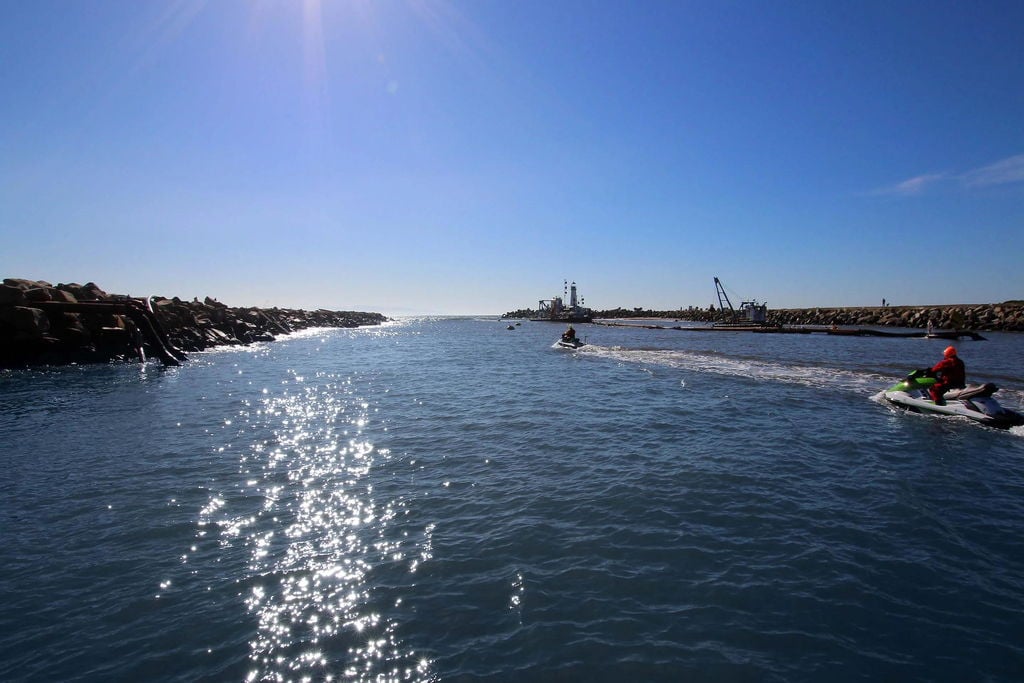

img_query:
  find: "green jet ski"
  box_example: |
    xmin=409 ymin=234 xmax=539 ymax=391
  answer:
xmin=881 ymin=369 xmax=1024 ymax=429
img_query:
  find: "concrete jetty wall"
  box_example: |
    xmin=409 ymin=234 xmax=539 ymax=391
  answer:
xmin=0 ymin=278 xmax=388 ymax=368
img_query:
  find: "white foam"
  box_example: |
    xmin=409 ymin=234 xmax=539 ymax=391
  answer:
xmin=584 ymin=345 xmax=895 ymax=394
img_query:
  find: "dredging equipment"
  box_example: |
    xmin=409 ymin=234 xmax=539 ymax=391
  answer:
xmin=531 ymin=280 xmax=593 ymax=323
xmin=713 ymin=277 xmax=769 ymax=326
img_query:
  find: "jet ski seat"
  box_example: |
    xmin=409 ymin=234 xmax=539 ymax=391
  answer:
xmin=945 ymin=383 xmax=999 ymax=400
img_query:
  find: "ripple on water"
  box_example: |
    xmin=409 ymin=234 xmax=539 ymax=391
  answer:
xmin=5 ymin=320 xmax=1024 ymax=682
xmin=200 ymin=371 xmax=434 ymax=682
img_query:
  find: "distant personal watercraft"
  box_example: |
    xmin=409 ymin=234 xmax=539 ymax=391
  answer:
xmin=554 ymin=337 xmax=586 ymax=350
xmin=881 ymin=370 xmax=1024 ymax=429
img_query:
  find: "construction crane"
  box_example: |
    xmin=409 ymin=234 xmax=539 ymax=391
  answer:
xmin=714 ymin=277 xmax=737 ymax=322
xmin=713 ymin=277 xmax=768 ymax=325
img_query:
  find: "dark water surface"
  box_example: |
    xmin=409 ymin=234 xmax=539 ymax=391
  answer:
xmin=2 ymin=318 xmax=1023 ymax=682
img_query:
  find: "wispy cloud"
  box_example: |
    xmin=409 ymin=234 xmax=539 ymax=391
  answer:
xmin=872 ymin=173 xmax=948 ymax=196
xmin=959 ymin=154 xmax=1024 ymax=188
xmin=872 ymin=152 xmax=1024 ymax=197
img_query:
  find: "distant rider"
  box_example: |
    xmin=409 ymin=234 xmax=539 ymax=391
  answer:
xmin=562 ymin=325 xmax=576 ymax=342
xmin=927 ymin=345 xmax=966 ymax=404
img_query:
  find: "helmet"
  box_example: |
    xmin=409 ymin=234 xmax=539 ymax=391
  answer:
xmin=944 ymin=345 xmax=957 ymax=358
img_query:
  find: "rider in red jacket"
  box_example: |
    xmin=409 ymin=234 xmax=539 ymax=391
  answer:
xmin=929 ymin=346 xmax=966 ymax=404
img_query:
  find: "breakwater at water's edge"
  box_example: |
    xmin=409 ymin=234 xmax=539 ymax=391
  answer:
xmin=505 ymin=302 xmax=1024 ymax=332
xmin=768 ymin=304 xmax=1024 ymax=331
xmin=0 ymin=278 xmax=388 ymax=368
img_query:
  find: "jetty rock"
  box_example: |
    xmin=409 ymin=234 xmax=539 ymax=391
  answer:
xmin=578 ymin=302 xmax=1024 ymax=332
xmin=765 ymin=303 xmax=1024 ymax=332
xmin=0 ymin=277 xmax=388 ymax=368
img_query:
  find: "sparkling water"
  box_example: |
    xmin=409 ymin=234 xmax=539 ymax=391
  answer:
xmin=2 ymin=318 xmax=1023 ymax=681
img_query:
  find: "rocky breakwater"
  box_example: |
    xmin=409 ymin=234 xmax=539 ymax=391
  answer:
xmin=0 ymin=278 xmax=388 ymax=368
xmin=766 ymin=303 xmax=1024 ymax=332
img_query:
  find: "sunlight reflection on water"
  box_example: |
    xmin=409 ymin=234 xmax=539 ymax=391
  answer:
xmin=6 ymin=319 xmax=1024 ymax=682
xmin=200 ymin=369 xmax=431 ymax=682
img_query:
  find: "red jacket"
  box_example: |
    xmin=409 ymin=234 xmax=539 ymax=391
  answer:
xmin=931 ymin=356 xmax=965 ymax=388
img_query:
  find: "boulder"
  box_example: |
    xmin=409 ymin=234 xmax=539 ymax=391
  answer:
xmin=24 ymin=288 xmax=53 ymax=302
xmin=49 ymin=287 xmax=78 ymax=303
xmin=56 ymin=282 xmax=97 ymax=301
xmin=53 ymin=313 xmax=91 ymax=346
xmin=0 ymin=284 xmax=26 ymax=306
xmin=80 ymin=282 xmax=109 ymax=300
xmin=204 ymin=296 xmax=228 ymax=309
xmin=0 ymin=306 xmax=51 ymax=338
xmin=4 ymin=278 xmax=51 ymax=290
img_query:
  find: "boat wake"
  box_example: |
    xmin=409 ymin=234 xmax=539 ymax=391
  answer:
xmin=585 ymin=345 xmax=888 ymax=392
xmin=584 ymin=345 xmax=1024 ymax=412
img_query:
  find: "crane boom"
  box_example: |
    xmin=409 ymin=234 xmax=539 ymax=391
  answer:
xmin=714 ymin=277 xmax=736 ymax=321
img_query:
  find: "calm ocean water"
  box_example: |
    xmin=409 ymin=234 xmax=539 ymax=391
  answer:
xmin=2 ymin=317 xmax=1024 ymax=682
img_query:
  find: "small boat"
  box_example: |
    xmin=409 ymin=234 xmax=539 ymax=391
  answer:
xmin=880 ymin=370 xmax=1024 ymax=429
xmin=507 ymin=325 xmax=515 ymax=330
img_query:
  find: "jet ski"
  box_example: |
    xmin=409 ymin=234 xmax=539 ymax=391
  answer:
xmin=554 ymin=337 xmax=586 ymax=350
xmin=881 ymin=370 xmax=1024 ymax=429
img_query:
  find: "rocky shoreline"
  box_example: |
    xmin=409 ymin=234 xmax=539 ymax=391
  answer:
xmin=505 ymin=302 xmax=1024 ymax=332
xmin=767 ymin=303 xmax=1024 ymax=331
xmin=0 ymin=278 xmax=388 ymax=368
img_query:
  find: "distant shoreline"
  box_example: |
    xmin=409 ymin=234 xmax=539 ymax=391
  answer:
xmin=505 ymin=302 xmax=1024 ymax=332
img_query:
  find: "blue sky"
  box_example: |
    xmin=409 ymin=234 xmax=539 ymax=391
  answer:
xmin=2 ymin=0 xmax=1022 ymax=315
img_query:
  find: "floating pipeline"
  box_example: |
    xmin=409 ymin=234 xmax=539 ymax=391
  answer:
xmin=0 ymin=278 xmax=388 ymax=368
